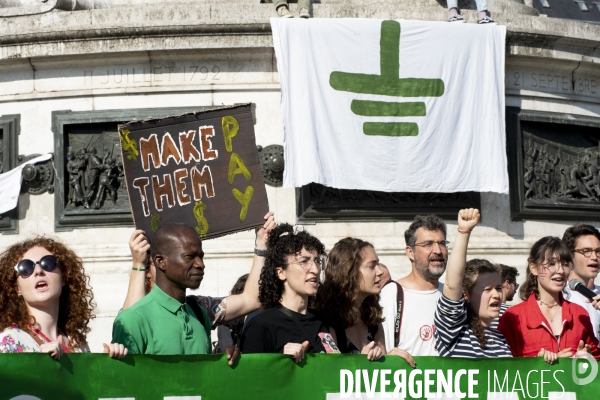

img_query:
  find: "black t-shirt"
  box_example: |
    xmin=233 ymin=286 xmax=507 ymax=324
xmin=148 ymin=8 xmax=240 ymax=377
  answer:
xmin=240 ymin=307 xmax=333 ymax=354
xmin=333 ymin=324 xmax=378 ymax=354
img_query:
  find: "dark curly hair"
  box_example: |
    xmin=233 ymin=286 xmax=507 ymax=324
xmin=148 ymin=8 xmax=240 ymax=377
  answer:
xmin=258 ymin=224 xmax=325 ymax=309
xmin=520 ymin=236 xmax=572 ymax=301
xmin=316 ymin=237 xmax=384 ymax=329
xmin=562 ymin=224 xmax=600 ymax=251
xmin=0 ymin=237 xmax=95 ymax=346
xmin=462 ymin=259 xmax=501 ymax=349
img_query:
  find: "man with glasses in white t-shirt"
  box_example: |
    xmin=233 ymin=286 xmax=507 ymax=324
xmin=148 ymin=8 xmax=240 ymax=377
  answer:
xmin=563 ymin=224 xmax=600 ymax=341
xmin=380 ymin=215 xmax=448 ymax=358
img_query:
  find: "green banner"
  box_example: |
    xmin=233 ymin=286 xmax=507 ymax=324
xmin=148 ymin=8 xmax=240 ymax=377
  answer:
xmin=0 ymin=354 xmax=598 ymax=399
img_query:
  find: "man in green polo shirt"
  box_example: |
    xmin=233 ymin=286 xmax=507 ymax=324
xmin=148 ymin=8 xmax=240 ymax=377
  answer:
xmin=112 ymin=212 xmax=275 ymax=362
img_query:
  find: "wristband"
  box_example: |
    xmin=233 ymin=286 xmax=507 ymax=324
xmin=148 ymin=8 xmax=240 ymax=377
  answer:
xmin=457 ymin=228 xmax=472 ymax=234
xmin=132 ymin=267 xmax=146 ymax=272
xmin=254 ymin=248 xmax=268 ymax=257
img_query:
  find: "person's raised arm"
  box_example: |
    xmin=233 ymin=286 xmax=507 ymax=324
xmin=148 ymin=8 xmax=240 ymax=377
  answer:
xmin=221 ymin=211 xmax=276 ymax=323
xmin=443 ymin=208 xmax=480 ymax=301
xmin=122 ymin=230 xmax=150 ymax=310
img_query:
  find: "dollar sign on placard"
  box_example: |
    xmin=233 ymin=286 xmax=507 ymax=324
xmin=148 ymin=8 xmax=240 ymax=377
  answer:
xmin=151 ymin=213 xmax=161 ymax=232
xmin=193 ymin=201 xmax=209 ymax=238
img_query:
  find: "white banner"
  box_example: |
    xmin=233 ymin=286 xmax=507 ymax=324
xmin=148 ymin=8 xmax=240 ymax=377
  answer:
xmin=272 ymin=18 xmax=508 ymax=193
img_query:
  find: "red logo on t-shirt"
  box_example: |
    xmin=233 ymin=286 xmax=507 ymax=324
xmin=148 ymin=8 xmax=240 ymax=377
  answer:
xmin=419 ymin=325 xmax=434 ymax=341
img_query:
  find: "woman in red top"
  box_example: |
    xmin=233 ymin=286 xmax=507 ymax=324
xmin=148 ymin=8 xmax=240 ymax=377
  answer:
xmin=498 ymin=236 xmax=600 ymax=363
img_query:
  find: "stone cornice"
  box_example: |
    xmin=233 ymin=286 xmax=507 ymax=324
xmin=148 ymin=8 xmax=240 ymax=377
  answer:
xmin=0 ymin=3 xmax=598 ymax=61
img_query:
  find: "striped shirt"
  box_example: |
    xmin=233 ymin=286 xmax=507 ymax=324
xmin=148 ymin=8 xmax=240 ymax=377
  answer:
xmin=434 ymin=294 xmax=512 ymax=358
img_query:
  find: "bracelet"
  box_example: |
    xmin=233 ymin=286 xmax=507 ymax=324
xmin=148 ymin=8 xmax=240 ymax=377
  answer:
xmin=254 ymin=248 xmax=268 ymax=257
xmin=457 ymin=228 xmax=472 ymax=234
xmin=132 ymin=267 xmax=146 ymax=272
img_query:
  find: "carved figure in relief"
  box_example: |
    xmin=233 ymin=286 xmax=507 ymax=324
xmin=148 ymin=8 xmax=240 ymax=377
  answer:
xmin=66 ymin=150 xmax=86 ymax=207
xmin=523 ymin=135 xmax=600 ymax=203
xmin=524 ymin=165 xmax=536 ymax=199
xmin=84 ymin=147 xmax=103 ymax=208
xmin=583 ymin=157 xmax=600 ymax=199
xmin=558 ymin=166 xmax=570 ymax=196
xmin=116 ymin=161 xmax=126 ymax=191
xmin=64 ymin=134 xmax=125 ymax=211
xmin=94 ymin=157 xmax=118 ymax=209
xmin=569 ymin=157 xmax=593 ymax=199
xmin=524 ymin=139 xmax=538 ymax=169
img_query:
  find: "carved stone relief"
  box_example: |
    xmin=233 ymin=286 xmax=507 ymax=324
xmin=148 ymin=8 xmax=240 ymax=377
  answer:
xmin=523 ymin=135 xmax=600 ymax=204
xmin=507 ymin=107 xmax=600 ymax=221
xmin=65 ymin=131 xmax=125 ymax=211
xmin=54 ymin=113 xmax=136 ymax=231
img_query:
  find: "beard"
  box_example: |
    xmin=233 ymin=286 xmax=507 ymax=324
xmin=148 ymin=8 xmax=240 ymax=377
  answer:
xmin=415 ymin=254 xmax=446 ymax=282
xmin=506 ymin=289 xmax=516 ymax=302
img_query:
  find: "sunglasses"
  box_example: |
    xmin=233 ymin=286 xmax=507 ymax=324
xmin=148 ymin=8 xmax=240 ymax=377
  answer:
xmin=14 ymin=255 xmax=60 ymax=278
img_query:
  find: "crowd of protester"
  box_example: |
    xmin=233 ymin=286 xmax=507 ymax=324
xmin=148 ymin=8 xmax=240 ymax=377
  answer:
xmin=1 ymin=208 xmax=600 ymax=368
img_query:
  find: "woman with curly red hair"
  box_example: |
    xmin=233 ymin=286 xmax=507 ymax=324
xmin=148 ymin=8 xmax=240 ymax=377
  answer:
xmin=0 ymin=237 xmax=127 ymax=359
xmin=316 ymin=237 xmax=415 ymax=365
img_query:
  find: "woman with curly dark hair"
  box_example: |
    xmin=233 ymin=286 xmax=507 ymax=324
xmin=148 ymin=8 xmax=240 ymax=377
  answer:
xmin=241 ymin=223 xmax=339 ymax=362
xmin=498 ymin=236 xmax=600 ymax=363
xmin=316 ymin=237 xmax=414 ymax=364
xmin=0 ymin=236 xmax=127 ymax=359
xmin=433 ymin=209 xmax=512 ymax=358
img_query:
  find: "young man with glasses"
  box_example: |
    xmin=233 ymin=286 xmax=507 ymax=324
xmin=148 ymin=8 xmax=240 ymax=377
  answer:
xmin=380 ymin=214 xmax=448 ymax=356
xmin=563 ymin=224 xmax=600 ymax=340
xmin=489 ymin=264 xmax=519 ymax=329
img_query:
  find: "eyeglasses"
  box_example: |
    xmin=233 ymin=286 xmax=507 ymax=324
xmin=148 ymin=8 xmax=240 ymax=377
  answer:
xmin=14 ymin=255 xmax=60 ymax=278
xmin=539 ymin=260 xmax=573 ymax=274
xmin=573 ymin=248 xmax=600 ymax=259
xmin=511 ymin=281 xmax=520 ymax=290
xmin=289 ymin=255 xmax=328 ymax=271
xmin=414 ymin=240 xmax=449 ymax=251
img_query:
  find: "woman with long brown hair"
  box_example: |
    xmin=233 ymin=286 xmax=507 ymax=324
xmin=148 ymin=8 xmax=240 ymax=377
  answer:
xmin=0 ymin=237 xmax=127 ymax=359
xmin=498 ymin=236 xmax=600 ymax=363
xmin=316 ymin=237 xmax=415 ymax=365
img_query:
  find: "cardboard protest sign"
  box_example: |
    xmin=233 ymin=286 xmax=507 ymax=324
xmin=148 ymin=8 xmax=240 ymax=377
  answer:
xmin=118 ymin=104 xmax=269 ymax=239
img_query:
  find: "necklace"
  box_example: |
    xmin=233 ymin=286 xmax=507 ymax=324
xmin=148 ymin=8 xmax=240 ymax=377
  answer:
xmin=538 ymin=304 xmax=561 ymax=323
xmin=539 ymin=300 xmax=559 ymax=308
xmin=546 ymin=308 xmax=561 ymax=323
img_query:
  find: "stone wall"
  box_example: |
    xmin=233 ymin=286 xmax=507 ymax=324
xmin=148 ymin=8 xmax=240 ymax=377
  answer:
xmin=1 ymin=0 xmax=599 ymax=351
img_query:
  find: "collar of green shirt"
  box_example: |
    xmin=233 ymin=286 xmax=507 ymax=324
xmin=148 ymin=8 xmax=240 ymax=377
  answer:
xmin=150 ymin=285 xmax=187 ymax=314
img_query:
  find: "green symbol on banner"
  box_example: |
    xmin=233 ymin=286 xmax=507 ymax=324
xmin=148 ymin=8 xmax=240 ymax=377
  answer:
xmin=329 ymin=20 xmax=445 ymax=137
